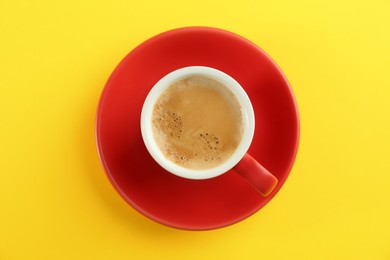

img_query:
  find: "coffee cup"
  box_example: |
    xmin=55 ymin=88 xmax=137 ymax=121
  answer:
xmin=141 ymin=66 xmax=277 ymax=196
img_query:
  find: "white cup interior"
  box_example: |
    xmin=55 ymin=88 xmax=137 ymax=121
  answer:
xmin=140 ymin=66 xmax=255 ymax=179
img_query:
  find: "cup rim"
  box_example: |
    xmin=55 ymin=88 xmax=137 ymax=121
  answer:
xmin=140 ymin=66 xmax=255 ymax=179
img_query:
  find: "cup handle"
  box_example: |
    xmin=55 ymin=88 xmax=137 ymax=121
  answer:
xmin=233 ymin=153 xmax=278 ymax=197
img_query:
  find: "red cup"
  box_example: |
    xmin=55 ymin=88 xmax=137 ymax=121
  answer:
xmin=141 ymin=66 xmax=278 ymax=196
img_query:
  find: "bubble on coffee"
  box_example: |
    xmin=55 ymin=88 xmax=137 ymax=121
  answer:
xmin=152 ymin=76 xmax=244 ymax=170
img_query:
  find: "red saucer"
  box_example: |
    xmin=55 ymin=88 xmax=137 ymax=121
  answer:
xmin=96 ymin=27 xmax=299 ymax=230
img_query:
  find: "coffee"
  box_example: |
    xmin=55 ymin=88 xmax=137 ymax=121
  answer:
xmin=152 ymin=76 xmax=244 ymax=170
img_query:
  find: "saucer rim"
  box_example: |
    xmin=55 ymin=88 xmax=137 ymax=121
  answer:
xmin=95 ymin=26 xmax=300 ymax=230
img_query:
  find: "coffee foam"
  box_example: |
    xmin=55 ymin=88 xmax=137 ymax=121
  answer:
xmin=152 ymin=76 xmax=243 ymax=170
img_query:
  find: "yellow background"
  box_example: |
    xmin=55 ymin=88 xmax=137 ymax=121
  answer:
xmin=1 ymin=0 xmax=389 ymax=259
